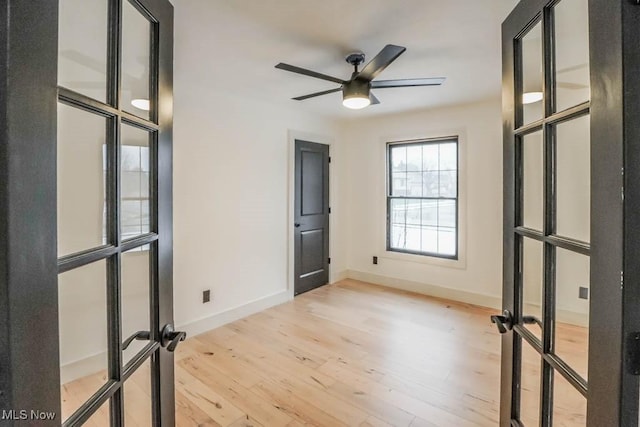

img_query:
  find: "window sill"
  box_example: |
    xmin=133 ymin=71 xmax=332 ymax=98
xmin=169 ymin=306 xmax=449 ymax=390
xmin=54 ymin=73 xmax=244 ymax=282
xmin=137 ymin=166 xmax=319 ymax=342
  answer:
xmin=380 ymin=249 xmax=466 ymax=270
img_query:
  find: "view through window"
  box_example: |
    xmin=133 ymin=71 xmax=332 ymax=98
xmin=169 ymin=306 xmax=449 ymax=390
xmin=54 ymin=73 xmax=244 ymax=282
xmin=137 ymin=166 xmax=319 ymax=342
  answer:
xmin=387 ymin=138 xmax=458 ymax=258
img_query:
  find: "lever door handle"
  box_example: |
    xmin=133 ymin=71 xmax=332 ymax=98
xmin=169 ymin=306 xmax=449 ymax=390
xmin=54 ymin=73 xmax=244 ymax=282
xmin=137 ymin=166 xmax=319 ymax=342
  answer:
xmin=523 ymin=315 xmax=543 ymax=328
xmin=161 ymin=324 xmax=187 ymax=352
xmin=294 ymin=223 xmax=301 ymax=227
xmin=491 ymin=310 xmax=514 ymax=334
xmin=122 ymin=330 xmax=150 ymax=351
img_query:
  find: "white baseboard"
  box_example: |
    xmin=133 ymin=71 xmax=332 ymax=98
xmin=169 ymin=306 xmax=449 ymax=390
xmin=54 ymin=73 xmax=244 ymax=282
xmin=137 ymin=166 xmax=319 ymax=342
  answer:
xmin=346 ymin=270 xmax=589 ymax=328
xmin=60 ymin=352 xmax=107 ymax=384
xmin=177 ymin=289 xmax=291 ymax=338
xmin=330 ymin=269 xmax=349 ymax=284
xmin=556 ymin=309 xmax=588 ymax=327
xmin=345 ymin=269 xmax=502 ymax=310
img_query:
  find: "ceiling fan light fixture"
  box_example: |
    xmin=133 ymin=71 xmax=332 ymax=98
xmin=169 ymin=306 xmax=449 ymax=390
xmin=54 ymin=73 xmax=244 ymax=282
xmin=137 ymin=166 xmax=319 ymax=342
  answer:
xmin=343 ymin=95 xmax=371 ymax=109
xmin=342 ymin=80 xmax=371 ymax=109
xmin=522 ymin=91 xmax=543 ymax=104
xmin=131 ymin=98 xmax=150 ymax=111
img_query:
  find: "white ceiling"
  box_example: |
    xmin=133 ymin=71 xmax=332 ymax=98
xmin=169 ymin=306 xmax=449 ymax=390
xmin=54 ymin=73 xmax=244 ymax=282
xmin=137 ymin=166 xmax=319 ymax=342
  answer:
xmin=176 ymin=0 xmax=518 ymax=119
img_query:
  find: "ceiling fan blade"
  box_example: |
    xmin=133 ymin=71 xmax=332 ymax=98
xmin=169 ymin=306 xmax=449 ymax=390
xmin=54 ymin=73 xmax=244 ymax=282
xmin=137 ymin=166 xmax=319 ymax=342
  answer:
xmin=59 ymin=81 xmax=105 ymax=89
xmin=292 ymin=87 xmax=342 ymax=101
xmin=370 ymin=92 xmax=380 ymax=105
xmin=355 ymin=44 xmax=406 ymax=82
xmin=276 ymin=63 xmax=346 ymax=85
xmin=372 ymin=77 xmax=446 ymax=88
xmin=557 ymin=63 xmax=588 ymax=74
xmin=557 ymin=81 xmax=588 ymax=90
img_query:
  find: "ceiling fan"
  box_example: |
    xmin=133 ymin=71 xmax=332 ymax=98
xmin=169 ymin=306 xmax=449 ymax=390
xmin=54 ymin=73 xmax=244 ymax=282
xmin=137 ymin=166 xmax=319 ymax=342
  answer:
xmin=275 ymin=44 xmax=445 ymax=109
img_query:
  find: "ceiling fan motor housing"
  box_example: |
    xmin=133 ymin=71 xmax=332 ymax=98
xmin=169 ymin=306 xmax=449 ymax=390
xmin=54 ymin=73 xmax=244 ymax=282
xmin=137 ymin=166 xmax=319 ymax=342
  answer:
xmin=343 ymin=78 xmax=371 ymax=100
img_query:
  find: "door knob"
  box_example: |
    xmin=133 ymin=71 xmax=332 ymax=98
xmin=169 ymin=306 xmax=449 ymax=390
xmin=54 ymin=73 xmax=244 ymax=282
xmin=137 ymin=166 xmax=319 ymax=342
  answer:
xmin=491 ymin=310 xmax=514 ymax=334
xmin=161 ymin=324 xmax=186 ymax=352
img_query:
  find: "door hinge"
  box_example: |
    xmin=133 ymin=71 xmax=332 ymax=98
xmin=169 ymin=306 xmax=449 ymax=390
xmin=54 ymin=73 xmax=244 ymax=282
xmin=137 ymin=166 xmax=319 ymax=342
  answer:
xmin=328 ymin=156 xmax=331 ymax=163
xmin=328 ymin=207 xmax=331 ymax=214
xmin=327 ymin=257 xmax=331 ymax=264
xmin=626 ymin=332 xmax=640 ymax=375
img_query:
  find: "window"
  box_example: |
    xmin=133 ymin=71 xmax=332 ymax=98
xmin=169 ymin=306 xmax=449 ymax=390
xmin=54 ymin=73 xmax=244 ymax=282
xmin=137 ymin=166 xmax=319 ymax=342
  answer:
xmin=387 ymin=137 xmax=458 ymax=259
xmin=102 ymin=143 xmax=151 ymax=250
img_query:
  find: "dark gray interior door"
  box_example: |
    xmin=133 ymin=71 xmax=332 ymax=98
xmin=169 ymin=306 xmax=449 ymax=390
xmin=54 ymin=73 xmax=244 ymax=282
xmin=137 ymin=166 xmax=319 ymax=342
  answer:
xmin=294 ymin=140 xmax=330 ymax=296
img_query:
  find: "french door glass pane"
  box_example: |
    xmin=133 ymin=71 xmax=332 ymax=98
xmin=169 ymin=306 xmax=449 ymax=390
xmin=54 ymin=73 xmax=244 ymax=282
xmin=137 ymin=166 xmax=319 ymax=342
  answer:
xmin=521 ymin=22 xmax=544 ymax=125
xmin=523 ymin=238 xmax=543 ymax=341
xmin=520 ymin=342 xmax=542 ymax=426
xmin=124 ymin=358 xmax=153 ymax=426
xmin=522 ymin=131 xmax=544 ymax=231
xmin=121 ymin=124 xmax=151 ymax=239
xmin=556 ymin=115 xmax=590 ymax=243
xmin=554 ymin=0 xmax=590 ymax=112
xmin=122 ymin=249 xmax=151 ymax=365
xmin=555 ymin=248 xmax=590 ymax=381
xmin=57 ymin=103 xmax=107 ymax=257
xmin=58 ymin=0 xmax=108 ymax=102
xmin=59 ymin=260 xmax=109 ymax=422
xmin=122 ymin=0 xmax=151 ymax=120
xmin=553 ymin=371 xmax=587 ymax=426
xmin=84 ymin=400 xmax=110 ymax=427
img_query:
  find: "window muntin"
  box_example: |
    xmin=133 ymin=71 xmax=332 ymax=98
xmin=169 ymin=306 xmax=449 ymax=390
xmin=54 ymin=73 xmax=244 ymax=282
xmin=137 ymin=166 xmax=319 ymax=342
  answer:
xmin=387 ymin=138 xmax=458 ymax=259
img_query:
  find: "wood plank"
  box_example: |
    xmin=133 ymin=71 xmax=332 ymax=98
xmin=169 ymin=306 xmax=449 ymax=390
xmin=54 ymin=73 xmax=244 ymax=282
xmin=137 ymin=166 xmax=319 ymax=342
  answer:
xmin=176 ymin=389 xmax=220 ymax=427
xmin=179 ymin=355 xmax=293 ymax=426
xmin=175 ymin=365 xmax=245 ymax=426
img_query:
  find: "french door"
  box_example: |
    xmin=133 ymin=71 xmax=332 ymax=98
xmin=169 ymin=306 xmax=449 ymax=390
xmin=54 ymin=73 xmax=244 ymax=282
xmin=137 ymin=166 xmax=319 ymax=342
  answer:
xmin=499 ymin=0 xmax=640 ymax=425
xmin=0 ymin=0 xmax=177 ymax=425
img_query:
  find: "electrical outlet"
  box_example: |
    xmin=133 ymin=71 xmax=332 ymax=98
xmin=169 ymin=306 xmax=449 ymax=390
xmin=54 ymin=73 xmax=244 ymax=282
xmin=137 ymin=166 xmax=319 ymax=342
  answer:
xmin=203 ymin=289 xmax=211 ymax=303
xmin=373 ymin=256 xmax=378 ymax=265
xmin=579 ymin=286 xmax=589 ymax=300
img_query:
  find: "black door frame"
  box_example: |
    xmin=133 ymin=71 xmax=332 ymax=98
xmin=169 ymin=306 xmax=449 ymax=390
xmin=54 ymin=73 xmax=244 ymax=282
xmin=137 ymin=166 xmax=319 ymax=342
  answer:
xmin=0 ymin=1 xmax=60 ymax=422
xmin=0 ymin=0 xmax=174 ymax=425
xmin=501 ymin=0 xmax=640 ymax=426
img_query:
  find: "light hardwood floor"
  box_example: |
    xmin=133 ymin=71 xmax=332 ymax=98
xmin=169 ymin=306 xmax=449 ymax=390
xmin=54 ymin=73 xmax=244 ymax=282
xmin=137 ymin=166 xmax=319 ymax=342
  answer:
xmin=62 ymin=279 xmax=588 ymax=426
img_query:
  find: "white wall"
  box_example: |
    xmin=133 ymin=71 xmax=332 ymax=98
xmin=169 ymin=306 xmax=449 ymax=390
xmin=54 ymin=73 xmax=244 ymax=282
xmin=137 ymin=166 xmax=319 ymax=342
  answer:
xmin=341 ymin=99 xmax=504 ymax=307
xmin=172 ymin=2 xmax=344 ymax=336
xmin=340 ymin=97 xmax=590 ymax=325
